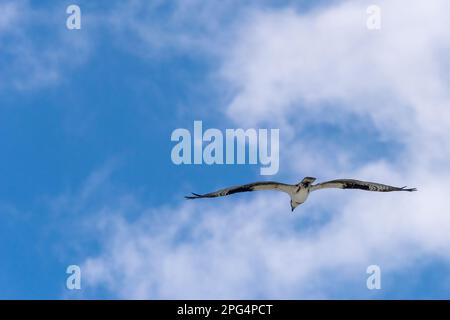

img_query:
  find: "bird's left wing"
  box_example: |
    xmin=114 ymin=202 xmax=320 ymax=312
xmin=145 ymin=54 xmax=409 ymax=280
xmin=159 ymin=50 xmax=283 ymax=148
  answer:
xmin=310 ymin=179 xmax=417 ymax=192
xmin=185 ymin=181 xmax=295 ymax=199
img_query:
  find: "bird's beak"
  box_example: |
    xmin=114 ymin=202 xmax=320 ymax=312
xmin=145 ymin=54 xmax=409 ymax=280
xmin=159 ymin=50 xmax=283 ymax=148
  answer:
xmin=291 ymin=206 xmax=294 ymax=212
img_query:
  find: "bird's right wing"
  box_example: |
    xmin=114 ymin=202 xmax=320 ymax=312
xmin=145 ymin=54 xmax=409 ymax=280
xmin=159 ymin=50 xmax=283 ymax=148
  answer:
xmin=185 ymin=181 xmax=295 ymax=199
xmin=310 ymin=179 xmax=417 ymax=192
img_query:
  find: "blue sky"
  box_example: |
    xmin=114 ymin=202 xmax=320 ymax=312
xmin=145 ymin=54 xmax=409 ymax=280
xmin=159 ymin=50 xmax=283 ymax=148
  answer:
xmin=1 ymin=0 xmax=450 ymax=299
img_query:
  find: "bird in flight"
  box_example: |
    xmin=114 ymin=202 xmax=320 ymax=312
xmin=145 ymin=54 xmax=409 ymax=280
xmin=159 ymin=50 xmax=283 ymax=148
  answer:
xmin=185 ymin=177 xmax=417 ymax=211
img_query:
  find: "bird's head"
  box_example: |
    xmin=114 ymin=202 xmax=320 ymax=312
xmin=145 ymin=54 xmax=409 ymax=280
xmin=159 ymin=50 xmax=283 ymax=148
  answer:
xmin=299 ymin=176 xmax=316 ymax=187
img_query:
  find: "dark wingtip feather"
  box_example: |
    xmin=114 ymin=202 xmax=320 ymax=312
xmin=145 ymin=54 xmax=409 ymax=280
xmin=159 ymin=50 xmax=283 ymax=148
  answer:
xmin=184 ymin=192 xmax=204 ymax=199
xmin=401 ymin=186 xmax=417 ymax=192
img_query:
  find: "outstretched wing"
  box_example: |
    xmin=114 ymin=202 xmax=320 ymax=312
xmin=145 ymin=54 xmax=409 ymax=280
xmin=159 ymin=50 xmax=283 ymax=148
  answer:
xmin=310 ymin=179 xmax=417 ymax=192
xmin=185 ymin=181 xmax=295 ymax=199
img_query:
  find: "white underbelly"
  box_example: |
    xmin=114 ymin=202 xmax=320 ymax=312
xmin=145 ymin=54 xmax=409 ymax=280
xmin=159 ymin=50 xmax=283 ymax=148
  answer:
xmin=292 ymin=189 xmax=309 ymax=204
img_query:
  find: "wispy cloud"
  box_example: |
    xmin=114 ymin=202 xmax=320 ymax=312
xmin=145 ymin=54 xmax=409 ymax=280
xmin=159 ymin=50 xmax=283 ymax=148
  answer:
xmin=0 ymin=1 xmax=91 ymax=91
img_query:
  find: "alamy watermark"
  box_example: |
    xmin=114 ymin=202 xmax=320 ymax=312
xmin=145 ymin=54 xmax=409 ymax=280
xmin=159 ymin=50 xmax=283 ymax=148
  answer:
xmin=171 ymin=121 xmax=279 ymax=175
xmin=366 ymin=264 xmax=381 ymax=290
xmin=66 ymin=4 xmax=81 ymax=30
xmin=66 ymin=264 xmax=81 ymax=290
xmin=366 ymin=5 xmax=381 ymax=30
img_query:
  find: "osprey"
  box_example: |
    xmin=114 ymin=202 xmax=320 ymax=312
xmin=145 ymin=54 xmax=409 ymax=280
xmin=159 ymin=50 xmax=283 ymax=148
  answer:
xmin=185 ymin=177 xmax=417 ymax=211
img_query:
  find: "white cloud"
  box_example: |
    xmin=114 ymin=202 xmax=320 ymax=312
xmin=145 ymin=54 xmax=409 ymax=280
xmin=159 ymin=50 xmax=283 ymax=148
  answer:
xmin=222 ymin=1 xmax=450 ymax=137
xmin=79 ymin=0 xmax=450 ymax=298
